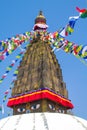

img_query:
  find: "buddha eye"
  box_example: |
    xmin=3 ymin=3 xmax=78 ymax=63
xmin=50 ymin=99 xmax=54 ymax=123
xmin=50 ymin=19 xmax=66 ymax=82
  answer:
xmin=17 ymin=108 xmax=25 ymax=112
xmin=31 ymin=104 xmax=40 ymax=110
xmin=48 ymin=104 xmax=55 ymax=110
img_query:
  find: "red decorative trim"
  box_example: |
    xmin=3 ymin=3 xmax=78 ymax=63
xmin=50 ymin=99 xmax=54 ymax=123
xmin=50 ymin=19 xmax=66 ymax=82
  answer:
xmin=7 ymin=89 xmax=74 ymax=109
xmin=33 ymin=23 xmax=48 ymax=31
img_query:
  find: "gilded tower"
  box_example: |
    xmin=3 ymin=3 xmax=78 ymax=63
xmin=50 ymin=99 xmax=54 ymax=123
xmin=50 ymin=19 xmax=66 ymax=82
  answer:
xmin=7 ymin=11 xmax=73 ymax=115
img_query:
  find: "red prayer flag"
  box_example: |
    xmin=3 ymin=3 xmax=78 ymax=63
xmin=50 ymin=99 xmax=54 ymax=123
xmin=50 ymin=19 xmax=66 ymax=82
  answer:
xmin=4 ymin=90 xmax=9 ymax=95
xmin=76 ymin=7 xmax=86 ymax=13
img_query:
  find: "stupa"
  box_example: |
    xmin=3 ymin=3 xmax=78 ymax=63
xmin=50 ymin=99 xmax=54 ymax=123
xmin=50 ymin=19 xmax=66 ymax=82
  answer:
xmin=7 ymin=11 xmax=73 ymax=115
xmin=0 ymin=11 xmax=87 ymax=130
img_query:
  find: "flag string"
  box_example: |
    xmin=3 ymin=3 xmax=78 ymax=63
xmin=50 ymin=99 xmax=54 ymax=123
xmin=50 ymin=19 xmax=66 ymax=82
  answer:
xmin=0 ymin=47 xmax=26 ymax=85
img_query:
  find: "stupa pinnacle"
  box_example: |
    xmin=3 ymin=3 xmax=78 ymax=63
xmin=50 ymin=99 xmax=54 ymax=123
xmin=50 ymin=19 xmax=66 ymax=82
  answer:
xmin=7 ymin=11 xmax=73 ymax=115
xmin=33 ymin=11 xmax=48 ymax=31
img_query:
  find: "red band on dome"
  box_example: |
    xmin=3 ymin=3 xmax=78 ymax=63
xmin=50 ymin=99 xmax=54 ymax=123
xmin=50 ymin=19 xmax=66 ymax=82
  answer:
xmin=7 ymin=89 xmax=74 ymax=109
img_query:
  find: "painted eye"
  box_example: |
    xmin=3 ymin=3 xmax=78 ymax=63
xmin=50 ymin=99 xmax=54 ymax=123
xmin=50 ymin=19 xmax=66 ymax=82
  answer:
xmin=17 ymin=108 xmax=25 ymax=112
xmin=48 ymin=104 xmax=55 ymax=110
xmin=31 ymin=104 xmax=40 ymax=110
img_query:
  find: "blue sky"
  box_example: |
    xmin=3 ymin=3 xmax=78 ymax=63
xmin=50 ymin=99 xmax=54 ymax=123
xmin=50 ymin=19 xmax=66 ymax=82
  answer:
xmin=0 ymin=0 xmax=87 ymax=120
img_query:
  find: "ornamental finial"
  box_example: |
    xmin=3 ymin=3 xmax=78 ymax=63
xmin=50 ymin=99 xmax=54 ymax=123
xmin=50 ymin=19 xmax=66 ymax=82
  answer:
xmin=33 ymin=11 xmax=48 ymax=31
xmin=39 ymin=10 xmax=43 ymax=16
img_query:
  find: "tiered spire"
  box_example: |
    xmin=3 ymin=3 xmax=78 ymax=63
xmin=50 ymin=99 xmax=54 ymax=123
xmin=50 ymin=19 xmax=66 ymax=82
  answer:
xmin=7 ymin=11 xmax=73 ymax=115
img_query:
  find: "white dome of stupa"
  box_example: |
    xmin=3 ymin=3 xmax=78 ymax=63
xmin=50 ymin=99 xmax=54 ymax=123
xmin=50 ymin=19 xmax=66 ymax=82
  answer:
xmin=0 ymin=113 xmax=87 ymax=130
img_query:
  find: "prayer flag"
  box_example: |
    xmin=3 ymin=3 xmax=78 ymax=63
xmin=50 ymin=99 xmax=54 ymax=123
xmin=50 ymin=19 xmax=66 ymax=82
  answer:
xmin=0 ymin=104 xmax=4 ymax=114
xmin=59 ymin=27 xmax=67 ymax=37
xmin=4 ymin=90 xmax=9 ymax=95
xmin=76 ymin=7 xmax=87 ymax=18
xmin=76 ymin=7 xmax=86 ymax=13
xmin=0 ymin=105 xmax=2 ymax=111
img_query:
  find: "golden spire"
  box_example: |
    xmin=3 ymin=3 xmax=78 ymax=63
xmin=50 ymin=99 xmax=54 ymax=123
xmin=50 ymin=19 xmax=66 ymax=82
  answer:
xmin=35 ymin=11 xmax=46 ymax=24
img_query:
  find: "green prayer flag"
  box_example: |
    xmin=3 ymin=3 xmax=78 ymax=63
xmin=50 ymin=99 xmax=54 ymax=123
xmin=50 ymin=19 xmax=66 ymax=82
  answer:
xmin=80 ymin=11 xmax=87 ymax=18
